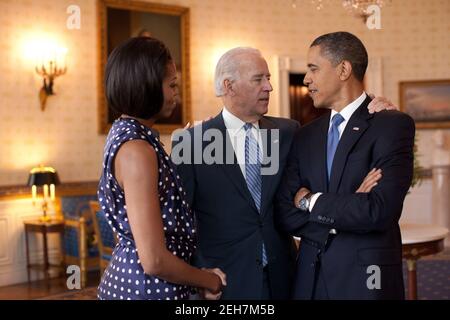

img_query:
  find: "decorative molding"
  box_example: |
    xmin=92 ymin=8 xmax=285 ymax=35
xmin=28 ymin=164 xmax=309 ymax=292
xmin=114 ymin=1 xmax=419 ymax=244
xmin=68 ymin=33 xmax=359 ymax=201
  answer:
xmin=274 ymin=55 xmax=385 ymax=119
xmin=0 ymin=182 xmax=96 ymax=286
xmin=0 ymin=205 xmax=63 ymax=286
xmin=419 ymin=168 xmax=432 ymax=180
xmin=0 ymin=216 xmax=12 ymax=266
xmin=0 ymin=181 xmax=98 ymax=200
xmin=0 ymin=249 xmax=61 ymax=275
xmin=0 ymin=250 xmax=62 ymax=287
xmin=15 ymin=212 xmax=61 ymax=264
xmin=274 ymin=55 xmax=307 ymax=119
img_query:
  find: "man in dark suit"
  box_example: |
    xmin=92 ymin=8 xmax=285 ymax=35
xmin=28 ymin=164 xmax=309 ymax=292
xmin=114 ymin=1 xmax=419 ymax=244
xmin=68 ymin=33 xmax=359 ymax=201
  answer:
xmin=172 ymin=46 xmax=399 ymax=300
xmin=172 ymin=47 xmax=299 ymax=299
xmin=275 ymin=32 xmax=415 ymax=300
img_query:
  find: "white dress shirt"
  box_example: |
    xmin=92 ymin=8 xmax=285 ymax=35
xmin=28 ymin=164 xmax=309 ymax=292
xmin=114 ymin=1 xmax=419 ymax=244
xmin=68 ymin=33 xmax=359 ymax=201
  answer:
xmin=222 ymin=107 xmax=262 ymax=179
xmin=308 ymin=92 xmax=367 ymax=233
xmin=328 ymin=92 xmax=368 ymax=140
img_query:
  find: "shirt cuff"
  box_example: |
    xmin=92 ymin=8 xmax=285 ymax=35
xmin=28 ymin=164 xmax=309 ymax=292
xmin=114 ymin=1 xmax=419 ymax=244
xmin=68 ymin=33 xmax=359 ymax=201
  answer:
xmin=308 ymin=192 xmax=322 ymax=212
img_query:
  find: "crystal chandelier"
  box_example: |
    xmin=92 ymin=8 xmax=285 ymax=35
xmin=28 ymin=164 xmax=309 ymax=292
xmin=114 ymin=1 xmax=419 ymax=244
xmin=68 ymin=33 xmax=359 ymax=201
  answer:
xmin=291 ymin=0 xmax=389 ymax=21
xmin=291 ymin=0 xmax=327 ymax=10
xmin=309 ymin=0 xmax=326 ymax=10
xmin=342 ymin=0 xmax=387 ymax=21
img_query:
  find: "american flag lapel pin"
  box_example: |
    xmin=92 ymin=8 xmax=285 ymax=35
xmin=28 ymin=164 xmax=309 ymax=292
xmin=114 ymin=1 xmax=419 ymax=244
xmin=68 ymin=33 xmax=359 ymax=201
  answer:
xmin=353 ymin=127 xmax=360 ymax=131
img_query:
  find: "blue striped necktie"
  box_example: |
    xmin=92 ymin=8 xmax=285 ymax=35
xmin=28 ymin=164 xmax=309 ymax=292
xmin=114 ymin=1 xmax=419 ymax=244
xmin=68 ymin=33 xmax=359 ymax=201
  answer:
xmin=327 ymin=113 xmax=345 ymax=180
xmin=244 ymin=123 xmax=267 ymax=267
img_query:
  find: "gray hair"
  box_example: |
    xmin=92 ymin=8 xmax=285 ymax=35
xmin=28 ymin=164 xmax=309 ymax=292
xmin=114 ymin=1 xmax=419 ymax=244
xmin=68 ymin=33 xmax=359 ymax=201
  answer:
xmin=214 ymin=47 xmax=262 ymax=97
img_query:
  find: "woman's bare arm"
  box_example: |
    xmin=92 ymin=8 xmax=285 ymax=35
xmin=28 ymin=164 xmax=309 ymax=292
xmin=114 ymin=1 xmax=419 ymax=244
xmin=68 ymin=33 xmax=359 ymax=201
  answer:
xmin=115 ymin=140 xmax=223 ymax=294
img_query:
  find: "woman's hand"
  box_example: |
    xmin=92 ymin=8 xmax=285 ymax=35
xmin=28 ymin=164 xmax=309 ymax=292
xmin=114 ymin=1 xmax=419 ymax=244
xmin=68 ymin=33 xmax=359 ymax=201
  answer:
xmin=356 ymin=168 xmax=382 ymax=193
xmin=210 ymin=268 xmax=227 ymax=287
xmin=201 ymin=268 xmax=226 ymax=300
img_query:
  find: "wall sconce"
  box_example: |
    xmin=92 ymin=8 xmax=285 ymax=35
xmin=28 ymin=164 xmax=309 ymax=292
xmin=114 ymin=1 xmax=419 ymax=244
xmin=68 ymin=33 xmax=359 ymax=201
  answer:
xmin=34 ymin=46 xmax=68 ymax=111
xmin=27 ymin=165 xmax=61 ymax=222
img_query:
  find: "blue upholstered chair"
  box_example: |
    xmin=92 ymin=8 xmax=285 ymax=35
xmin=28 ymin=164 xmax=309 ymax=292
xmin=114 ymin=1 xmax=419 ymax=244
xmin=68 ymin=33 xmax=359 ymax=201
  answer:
xmin=90 ymin=201 xmax=117 ymax=273
xmin=60 ymin=194 xmax=99 ymax=287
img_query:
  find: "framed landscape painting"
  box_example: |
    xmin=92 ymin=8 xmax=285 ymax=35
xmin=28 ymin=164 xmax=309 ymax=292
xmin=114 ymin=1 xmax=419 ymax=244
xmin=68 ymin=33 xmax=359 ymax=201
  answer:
xmin=399 ymin=80 xmax=450 ymax=129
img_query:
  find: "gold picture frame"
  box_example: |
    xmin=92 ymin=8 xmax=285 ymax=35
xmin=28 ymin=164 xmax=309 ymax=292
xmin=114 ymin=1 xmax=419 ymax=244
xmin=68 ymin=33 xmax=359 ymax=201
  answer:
xmin=399 ymin=79 xmax=450 ymax=129
xmin=97 ymin=0 xmax=191 ymax=134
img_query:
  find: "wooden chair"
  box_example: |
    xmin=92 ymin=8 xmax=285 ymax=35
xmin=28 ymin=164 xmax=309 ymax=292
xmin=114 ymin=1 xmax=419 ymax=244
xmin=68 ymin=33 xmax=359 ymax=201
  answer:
xmin=60 ymin=195 xmax=99 ymax=287
xmin=90 ymin=201 xmax=117 ymax=274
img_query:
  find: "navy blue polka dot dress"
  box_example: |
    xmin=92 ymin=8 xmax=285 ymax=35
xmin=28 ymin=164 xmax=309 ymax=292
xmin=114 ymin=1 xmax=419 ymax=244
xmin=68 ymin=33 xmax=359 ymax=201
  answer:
xmin=97 ymin=118 xmax=197 ymax=300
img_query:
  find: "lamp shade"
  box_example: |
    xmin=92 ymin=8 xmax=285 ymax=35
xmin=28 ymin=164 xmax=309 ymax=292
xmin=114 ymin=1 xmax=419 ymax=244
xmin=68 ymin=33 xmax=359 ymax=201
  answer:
xmin=27 ymin=166 xmax=60 ymax=186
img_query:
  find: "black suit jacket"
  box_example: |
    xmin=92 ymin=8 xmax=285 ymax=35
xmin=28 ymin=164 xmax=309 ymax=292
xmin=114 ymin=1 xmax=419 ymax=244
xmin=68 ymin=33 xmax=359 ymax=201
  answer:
xmin=172 ymin=112 xmax=299 ymax=299
xmin=275 ymin=96 xmax=415 ymax=299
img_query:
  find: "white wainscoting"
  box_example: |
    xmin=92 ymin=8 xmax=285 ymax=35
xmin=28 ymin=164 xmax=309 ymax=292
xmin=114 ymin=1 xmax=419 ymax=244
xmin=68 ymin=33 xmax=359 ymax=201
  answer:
xmin=0 ymin=181 xmax=439 ymax=287
xmin=0 ymin=198 xmax=62 ymax=287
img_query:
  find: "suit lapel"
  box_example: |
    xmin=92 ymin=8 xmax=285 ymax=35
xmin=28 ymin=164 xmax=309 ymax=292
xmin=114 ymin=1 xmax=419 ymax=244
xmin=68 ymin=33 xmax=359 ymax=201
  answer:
xmin=258 ymin=116 xmax=276 ymax=216
xmin=310 ymin=114 xmax=330 ymax=193
xmin=212 ymin=113 xmax=259 ymax=212
xmin=328 ymin=97 xmax=373 ymax=193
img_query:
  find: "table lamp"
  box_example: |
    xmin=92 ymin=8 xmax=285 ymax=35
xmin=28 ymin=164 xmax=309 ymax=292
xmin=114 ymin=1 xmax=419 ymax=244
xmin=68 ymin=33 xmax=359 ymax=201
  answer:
xmin=27 ymin=165 xmax=61 ymax=222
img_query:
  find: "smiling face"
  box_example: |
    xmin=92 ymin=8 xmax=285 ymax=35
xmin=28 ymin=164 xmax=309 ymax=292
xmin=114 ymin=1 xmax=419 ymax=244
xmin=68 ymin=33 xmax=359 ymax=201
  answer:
xmin=229 ymin=53 xmax=273 ymax=120
xmin=304 ymin=45 xmax=342 ymax=109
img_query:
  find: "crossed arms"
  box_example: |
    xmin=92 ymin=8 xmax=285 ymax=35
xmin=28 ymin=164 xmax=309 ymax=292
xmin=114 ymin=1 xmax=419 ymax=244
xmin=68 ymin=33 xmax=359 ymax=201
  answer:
xmin=275 ymin=113 xmax=415 ymax=244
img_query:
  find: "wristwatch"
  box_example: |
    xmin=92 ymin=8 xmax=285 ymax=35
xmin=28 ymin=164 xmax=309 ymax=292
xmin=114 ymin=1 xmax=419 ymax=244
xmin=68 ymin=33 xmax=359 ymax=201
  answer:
xmin=297 ymin=192 xmax=313 ymax=211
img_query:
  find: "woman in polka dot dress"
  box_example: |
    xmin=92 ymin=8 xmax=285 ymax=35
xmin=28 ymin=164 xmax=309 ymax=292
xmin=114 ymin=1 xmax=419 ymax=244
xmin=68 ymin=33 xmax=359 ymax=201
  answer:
xmin=97 ymin=37 xmax=226 ymax=300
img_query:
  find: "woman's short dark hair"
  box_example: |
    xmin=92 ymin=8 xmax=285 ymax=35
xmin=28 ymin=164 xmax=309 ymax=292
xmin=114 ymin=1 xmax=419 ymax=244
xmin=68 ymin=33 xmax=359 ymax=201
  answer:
xmin=105 ymin=37 xmax=173 ymax=119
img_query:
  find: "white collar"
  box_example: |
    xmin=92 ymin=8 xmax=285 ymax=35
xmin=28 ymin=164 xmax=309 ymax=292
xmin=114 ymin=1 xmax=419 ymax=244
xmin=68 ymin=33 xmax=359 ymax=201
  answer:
xmin=330 ymin=92 xmax=367 ymax=123
xmin=222 ymin=106 xmax=260 ymax=132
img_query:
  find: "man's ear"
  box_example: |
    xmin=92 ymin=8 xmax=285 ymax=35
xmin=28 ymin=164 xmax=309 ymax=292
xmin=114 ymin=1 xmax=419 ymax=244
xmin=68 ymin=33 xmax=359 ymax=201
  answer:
xmin=224 ymin=79 xmax=235 ymax=96
xmin=338 ymin=60 xmax=352 ymax=81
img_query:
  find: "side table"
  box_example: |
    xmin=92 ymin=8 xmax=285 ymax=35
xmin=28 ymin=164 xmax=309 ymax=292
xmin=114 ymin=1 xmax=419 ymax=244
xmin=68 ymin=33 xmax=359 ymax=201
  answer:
xmin=401 ymin=223 xmax=448 ymax=300
xmin=24 ymin=219 xmax=66 ymax=283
